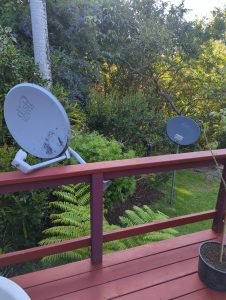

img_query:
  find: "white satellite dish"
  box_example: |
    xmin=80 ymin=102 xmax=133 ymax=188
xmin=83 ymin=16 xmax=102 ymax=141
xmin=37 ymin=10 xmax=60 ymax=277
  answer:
xmin=0 ymin=276 xmax=31 ymax=300
xmin=4 ymin=83 xmax=110 ymax=190
xmin=5 ymin=83 xmax=70 ymax=159
xmin=3 ymin=85 xmax=80 ymax=166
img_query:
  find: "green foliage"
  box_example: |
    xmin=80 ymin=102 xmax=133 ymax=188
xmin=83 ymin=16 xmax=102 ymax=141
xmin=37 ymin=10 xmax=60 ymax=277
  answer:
xmin=209 ymin=108 xmax=226 ymax=148
xmin=157 ymin=39 xmax=226 ymax=119
xmin=41 ymin=184 xmax=176 ymax=266
xmin=0 ymin=26 xmax=44 ymax=145
xmin=70 ymin=131 xmax=136 ymax=208
xmin=40 ymin=184 xmax=126 ymax=266
xmin=47 ymin=0 xmax=102 ymax=101
xmin=87 ymin=91 xmax=168 ymax=154
xmin=0 ymin=146 xmax=50 ymax=252
xmin=0 ymin=1 xmax=27 ymax=29
xmin=119 ymin=205 xmax=178 ymax=247
xmin=0 ymin=146 xmax=16 ymax=171
xmin=51 ymin=84 xmax=87 ymax=130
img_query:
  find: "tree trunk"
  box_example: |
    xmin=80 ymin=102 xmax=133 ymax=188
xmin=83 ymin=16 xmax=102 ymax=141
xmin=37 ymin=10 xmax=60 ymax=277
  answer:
xmin=29 ymin=0 xmax=52 ymax=87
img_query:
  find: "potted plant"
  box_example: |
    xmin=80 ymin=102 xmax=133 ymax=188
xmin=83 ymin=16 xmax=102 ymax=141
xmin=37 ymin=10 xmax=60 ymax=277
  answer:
xmin=198 ymin=211 xmax=226 ymax=291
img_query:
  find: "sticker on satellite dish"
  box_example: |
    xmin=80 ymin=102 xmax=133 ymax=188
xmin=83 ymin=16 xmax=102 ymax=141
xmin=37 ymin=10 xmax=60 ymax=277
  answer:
xmin=174 ymin=134 xmax=184 ymax=143
xmin=17 ymin=96 xmax=34 ymax=122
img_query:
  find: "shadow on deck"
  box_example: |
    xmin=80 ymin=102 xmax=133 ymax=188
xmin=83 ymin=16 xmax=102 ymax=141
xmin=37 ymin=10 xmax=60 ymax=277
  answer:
xmin=12 ymin=230 xmax=225 ymax=300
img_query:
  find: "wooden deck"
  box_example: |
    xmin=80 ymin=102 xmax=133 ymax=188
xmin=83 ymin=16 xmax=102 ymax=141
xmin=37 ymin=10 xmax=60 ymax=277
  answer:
xmin=12 ymin=229 xmax=226 ymax=300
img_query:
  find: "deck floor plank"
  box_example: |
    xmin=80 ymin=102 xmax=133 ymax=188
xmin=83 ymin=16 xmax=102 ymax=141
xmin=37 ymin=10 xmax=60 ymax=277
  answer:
xmin=49 ymin=258 xmax=198 ymax=300
xmin=174 ymin=288 xmax=226 ymax=300
xmin=26 ymin=247 xmax=198 ymax=299
xmin=10 ymin=229 xmax=225 ymax=300
xmin=113 ymin=273 xmax=205 ymax=300
xmin=12 ymin=229 xmax=217 ymax=288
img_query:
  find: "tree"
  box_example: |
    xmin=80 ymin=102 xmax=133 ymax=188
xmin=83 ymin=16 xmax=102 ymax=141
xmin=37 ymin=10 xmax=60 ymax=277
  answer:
xmin=29 ymin=0 xmax=52 ymax=86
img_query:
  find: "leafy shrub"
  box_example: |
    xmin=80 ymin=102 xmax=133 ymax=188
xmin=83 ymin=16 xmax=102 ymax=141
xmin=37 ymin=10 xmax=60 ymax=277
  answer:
xmin=0 ymin=146 xmax=51 ymax=253
xmin=86 ymin=91 xmax=167 ymax=155
xmin=70 ymin=131 xmax=136 ymax=209
xmin=209 ymin=109 xmax=226 ymax=149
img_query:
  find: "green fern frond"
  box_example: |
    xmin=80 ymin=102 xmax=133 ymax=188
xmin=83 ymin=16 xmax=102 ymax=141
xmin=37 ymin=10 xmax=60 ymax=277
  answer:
xmin=53 ymin=184 xmax=90 ymax=206
xmin=119 ymin=205 xmax=178 ymax=248
xmin=40 ymin=183 xmax=125 ymax=267
xmin=49 ymin=201 xmax=76 ymax=212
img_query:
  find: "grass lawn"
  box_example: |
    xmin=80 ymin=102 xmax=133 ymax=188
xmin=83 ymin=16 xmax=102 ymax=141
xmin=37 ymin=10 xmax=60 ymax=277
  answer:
xmin=150 ymin=169 xmax=220 ymax=236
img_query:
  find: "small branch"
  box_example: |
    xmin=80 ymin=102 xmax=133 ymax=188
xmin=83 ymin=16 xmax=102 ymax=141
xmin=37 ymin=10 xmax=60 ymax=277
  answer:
xmin=153 ymin=80 xmax=181 ymax=115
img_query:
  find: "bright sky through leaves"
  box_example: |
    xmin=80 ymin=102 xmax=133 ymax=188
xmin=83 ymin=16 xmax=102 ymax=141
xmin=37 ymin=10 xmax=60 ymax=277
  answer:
xmin=169 ymin=0 xmax=225 ymax=20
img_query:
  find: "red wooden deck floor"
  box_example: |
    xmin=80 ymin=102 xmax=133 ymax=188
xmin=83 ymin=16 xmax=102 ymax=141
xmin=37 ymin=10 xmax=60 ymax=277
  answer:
xmin=12 ymin=229 xmax=226 ymax=300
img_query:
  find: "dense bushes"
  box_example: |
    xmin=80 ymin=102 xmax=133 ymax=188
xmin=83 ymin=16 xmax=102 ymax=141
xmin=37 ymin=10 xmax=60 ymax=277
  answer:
xmin=86 ymin=91 xmax=168 ymax=155
xmin=208 ymin=109 xmax=226 ymax=149
xmin=0 ymin=146 xmax=50 ymax=253
xmin=70 ymin=131 xmax=136 ymax=208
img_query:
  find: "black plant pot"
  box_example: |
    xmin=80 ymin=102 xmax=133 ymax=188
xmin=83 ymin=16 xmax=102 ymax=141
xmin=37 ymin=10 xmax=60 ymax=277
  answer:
xmin=198 ymin=241 xmax=226 ymax=291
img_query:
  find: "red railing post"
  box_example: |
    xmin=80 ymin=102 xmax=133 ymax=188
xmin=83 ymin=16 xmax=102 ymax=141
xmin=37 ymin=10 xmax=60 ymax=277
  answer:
xmin=212 ymin=165 xmax=226 ymax=233
xmin=90 ymin=173 xmax=103 ymax=264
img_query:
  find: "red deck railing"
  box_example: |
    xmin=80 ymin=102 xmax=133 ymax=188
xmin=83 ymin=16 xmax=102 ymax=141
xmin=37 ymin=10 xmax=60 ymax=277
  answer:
xmin=0 ymin=149 xmax=226 ymax=266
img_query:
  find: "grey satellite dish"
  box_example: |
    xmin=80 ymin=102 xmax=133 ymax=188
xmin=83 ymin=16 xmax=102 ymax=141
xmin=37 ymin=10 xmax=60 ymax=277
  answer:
xmin=5 ymin=83 xmax=71 ymax=159
xmin=4 ymin=83 xmax=86 ymax=173
xmin=4 ymin=83 xmax=111 ymax=190
xmin=166 ymin=116 xmax=200 ymax=146
xmin=166 ymin=116 xmax=201 ymax=207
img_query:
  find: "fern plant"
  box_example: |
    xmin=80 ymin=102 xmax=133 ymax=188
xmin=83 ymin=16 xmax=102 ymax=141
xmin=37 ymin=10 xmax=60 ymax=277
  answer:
xmin=40 ymin=184 xmax=126 ymax=267
xmin=41 ymin=185 xmax=177 ymax=267
xmin=119 ymin=205 xmax=178 ymax=248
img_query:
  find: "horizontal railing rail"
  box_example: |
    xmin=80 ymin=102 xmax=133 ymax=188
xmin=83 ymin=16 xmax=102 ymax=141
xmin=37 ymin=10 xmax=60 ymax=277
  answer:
xmin=1 ymin=149 xmax=226 ymax=194
xmin=0 ymin=149 xmax=226 ymax=266
xmin=0 ymin=209 xmax=216 ymax=267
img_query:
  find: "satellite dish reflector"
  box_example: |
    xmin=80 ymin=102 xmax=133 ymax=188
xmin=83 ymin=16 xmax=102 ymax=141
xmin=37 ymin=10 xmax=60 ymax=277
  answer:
xmin=4 ymin=83 xmax=70 ymax=159
xmin=4 ymin=83 xmax=85 ymax=173
xmin=4 ymin=83 xmax=111 ymax=190
xmin=166 ymin=116 xmax=200 ymax=146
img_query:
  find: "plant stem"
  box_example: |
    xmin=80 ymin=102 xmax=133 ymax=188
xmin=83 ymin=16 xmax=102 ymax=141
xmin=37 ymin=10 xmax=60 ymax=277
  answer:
xmin=220 ymin=211 xmax=226 ymax=263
